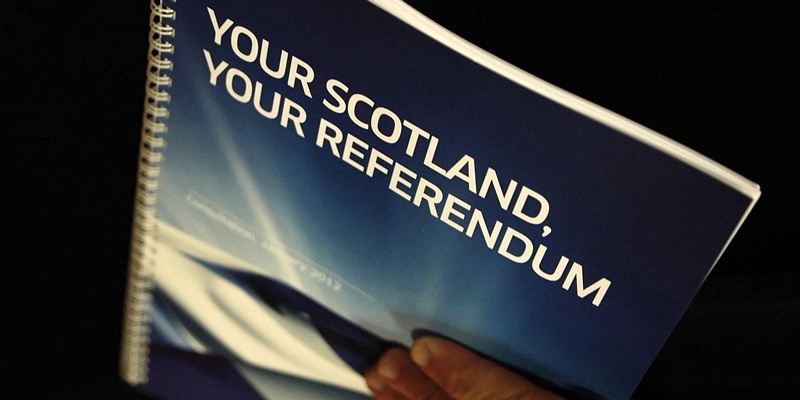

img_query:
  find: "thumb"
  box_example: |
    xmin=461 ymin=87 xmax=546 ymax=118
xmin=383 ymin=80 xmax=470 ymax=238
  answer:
xmin=410 ymin=336 xmax=564 ymax=400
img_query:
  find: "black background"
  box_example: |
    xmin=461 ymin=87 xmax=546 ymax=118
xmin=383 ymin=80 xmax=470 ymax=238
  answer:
xmin=2 ymin=1 xmax=798 ymax=399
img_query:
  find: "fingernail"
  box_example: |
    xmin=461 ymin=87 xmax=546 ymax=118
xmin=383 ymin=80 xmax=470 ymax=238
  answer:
xmin=366 ymin=374 xmax=385 ymax=391
xmin=410 ymin=341 xmax=431 ymax=367
xmin=377 ymin=358 xmax=399 ymax=380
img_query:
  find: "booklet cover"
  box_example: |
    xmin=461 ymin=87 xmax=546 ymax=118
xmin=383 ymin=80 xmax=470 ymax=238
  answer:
xmin=120 ymin=0 xmax=760 ymax=399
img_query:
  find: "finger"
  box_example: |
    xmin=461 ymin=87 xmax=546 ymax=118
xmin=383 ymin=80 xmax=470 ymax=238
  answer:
xmin=365 ymin=361 xmax=409 ymax=400
xmin=410 ymin=336 xmax=564 ymax=400
xmin=365 ymin=346 xmax=454 ymax=400
xmin=364 ymin=370 xmax=409 ymax=400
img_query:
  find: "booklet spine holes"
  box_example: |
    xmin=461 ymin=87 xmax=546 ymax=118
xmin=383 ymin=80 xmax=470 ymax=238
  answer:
xmin=120 ymin=0 xmax=175 ymax=385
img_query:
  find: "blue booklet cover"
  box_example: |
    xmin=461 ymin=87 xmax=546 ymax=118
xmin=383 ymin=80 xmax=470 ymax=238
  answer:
xmin=120 ymin=0 xmax=760 ymax=399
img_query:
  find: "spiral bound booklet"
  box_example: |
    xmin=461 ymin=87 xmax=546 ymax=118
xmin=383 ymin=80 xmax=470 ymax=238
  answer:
xmin=119 ymin=0 xmax=760 ymax=399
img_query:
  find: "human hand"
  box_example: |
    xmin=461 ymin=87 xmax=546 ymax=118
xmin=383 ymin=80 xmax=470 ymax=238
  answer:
xmin=364 ymin=336 xmax=565 ymax=400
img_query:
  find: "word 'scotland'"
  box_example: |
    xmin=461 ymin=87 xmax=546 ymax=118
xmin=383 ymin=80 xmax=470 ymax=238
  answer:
xmin=201 ymin=6 xmax=612 ymax=306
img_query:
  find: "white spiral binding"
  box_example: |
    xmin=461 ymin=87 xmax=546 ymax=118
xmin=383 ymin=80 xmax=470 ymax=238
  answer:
xmin=120 ymin=0 xmax=175 ymax=385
